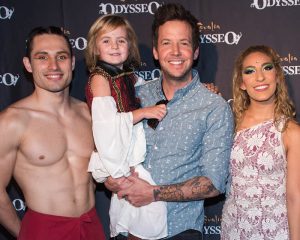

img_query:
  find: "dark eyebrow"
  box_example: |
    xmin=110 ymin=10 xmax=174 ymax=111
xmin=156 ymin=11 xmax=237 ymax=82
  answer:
xmin=32 ymin=51 xmax=48 ymax=56
xmin=33 ymin=50 xmax=71 ymax=56
xmin=56 ymin=51 xmax=71 ymax=56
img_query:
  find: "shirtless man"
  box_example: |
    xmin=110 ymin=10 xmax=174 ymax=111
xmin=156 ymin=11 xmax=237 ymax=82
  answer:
xmin=0 ymin=26 xmax=105 ymax=240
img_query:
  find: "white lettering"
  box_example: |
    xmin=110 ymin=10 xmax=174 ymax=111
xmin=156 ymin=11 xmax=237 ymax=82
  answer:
xmin=251 ymin=0 xmax=267 ymax=9
xmin=200 ymin=32 xmax=242 ymax=45
xmin=122 ymin=4 xmax=130 ymax=13
xmin=12 ymin=199 xmax=26 ymax=211
xmin=99 ymin=2 xmax=161 ymax=15
xmin=282 ymin=65 xmax=300 ymax=75
xmin=251 ymin=0 xmax=300 ymax=9
xmin=270 ymin=0 xmax=277 ymax=7
xmin=0 ymin=6 xmax=14 ymax=19
xmin=0 ymin=73 xmax=19 ymax=86
xmin=115 ymin=5 xmax=123 ymax=14
xmin=99 ymin=3 xmax=113 ymax=14
xmin=69 ymin=37 xmax=87 ymax=50
xmin=135 ymin=69 xmax=161 ymax=81
xmin=203 ymin=226 xmax=221 ymax=235
xmin=148 ymin=2 xmax=161 ymax=14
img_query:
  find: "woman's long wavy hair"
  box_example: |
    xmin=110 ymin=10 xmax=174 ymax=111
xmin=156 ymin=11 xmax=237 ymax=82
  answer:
xmin=85 ymin=15 xmax=140 ymax=71
xmin=232 ymin=45 xmax=295 ymax=132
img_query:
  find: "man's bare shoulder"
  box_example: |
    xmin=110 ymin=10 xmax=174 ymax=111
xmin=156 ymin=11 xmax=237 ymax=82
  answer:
xmin=0 ymin=98 xmax=34 ymax=132
xmin=69 ymin=97 xmax=91 ymax=120
xmin=0 ymin=105 xmax=34 ymax=152
xmin=70 ymin=97 xmax=88 ymax=108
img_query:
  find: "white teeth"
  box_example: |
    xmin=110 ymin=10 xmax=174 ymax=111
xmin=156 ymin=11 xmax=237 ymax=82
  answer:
xmin=254 ymin=85 xmax=268 ymax=90
xmin=47 ymin=74 xmax=61 ymax=79
xmin=169 ymin=60 xmax=183 ymax=65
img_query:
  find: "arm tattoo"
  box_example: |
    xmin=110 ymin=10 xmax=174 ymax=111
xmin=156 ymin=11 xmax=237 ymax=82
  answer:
xmin=153 ymin=176 xmax=219 ymax=202
xmin=154 ymin=183 xmax=185 ymax=201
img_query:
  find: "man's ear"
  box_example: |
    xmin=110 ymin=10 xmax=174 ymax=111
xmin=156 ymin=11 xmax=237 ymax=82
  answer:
xmin=23 ymin=57 xmax=33 ymax=73
xmin=153 ymin=47 xmax=159 ymax=60
xmin=72 ymin=56 xmax=75 ymax=71
xmin=193 ymin=47 xmax=199 ymax=60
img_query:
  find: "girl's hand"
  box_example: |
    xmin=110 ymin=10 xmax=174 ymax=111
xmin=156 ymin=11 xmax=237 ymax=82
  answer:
xmin=143 ymin=104 xmax=167 ymax=121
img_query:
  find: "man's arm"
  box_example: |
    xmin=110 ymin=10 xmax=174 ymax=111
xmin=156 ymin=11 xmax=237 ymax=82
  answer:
xmin=118 ymin=101 xmax=234 ymax=207
xmin=0 ymin=108 xmax=22 ymax=237
xmin=117 ymin=175 xmax=219 ymax=207
xmin=153 ymin=176 xmax=219 ymax=201
xmin=0 ymin=189 xmax=20 ymax=237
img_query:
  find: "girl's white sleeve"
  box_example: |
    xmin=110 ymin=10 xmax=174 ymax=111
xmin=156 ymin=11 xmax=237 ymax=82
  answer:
xmin=88 ymin=96 xmax=133 ymax=181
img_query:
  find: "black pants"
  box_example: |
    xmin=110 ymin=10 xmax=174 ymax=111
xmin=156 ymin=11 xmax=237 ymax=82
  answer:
xmin=112 ymin=230 xmax=203 ymax=240
xmin=164 ymin=230 xmax=203 ymax=240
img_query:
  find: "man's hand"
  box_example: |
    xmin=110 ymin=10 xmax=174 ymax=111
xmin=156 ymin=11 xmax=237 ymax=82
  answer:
xmin=203 ymin=83 xmax=221 ymax=95
xmin=104 ymin=170 xmax=139 ymax=193
xmin=117 ymin=175 xmax=156 ymax=207
xmin=104 ymin=176 xmax=131 ymax=193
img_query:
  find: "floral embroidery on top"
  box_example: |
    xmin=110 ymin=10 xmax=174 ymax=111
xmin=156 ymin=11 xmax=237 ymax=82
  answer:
xmin=221 ymin=120 xmax=289 ymax=240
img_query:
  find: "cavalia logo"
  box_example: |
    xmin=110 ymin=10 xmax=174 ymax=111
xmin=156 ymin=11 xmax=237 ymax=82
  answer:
xmin=198 ymin=21 xmax=242 ymax=45
xmin=61 ymin=28 xmax=87 ymax=51
xmin=251 ymin=0 xmax=300 ymax=10
xmin=0 ymin=73 xmax=19 ymax=87
xmin=98 ymin=1 xmax=161 ymax=15
xmin=280 ymin=53 xmax=300 ymax=75
xmin=0 ymin=6 xmax=14 ymax=20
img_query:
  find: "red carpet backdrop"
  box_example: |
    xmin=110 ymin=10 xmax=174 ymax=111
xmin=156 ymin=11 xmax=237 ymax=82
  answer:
xmin=0 ymin=0 xmax=299 ymax=239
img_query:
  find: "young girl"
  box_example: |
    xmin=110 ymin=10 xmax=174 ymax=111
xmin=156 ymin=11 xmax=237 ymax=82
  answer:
xmin=85 ymin=15 xmax=168 ymax=240
xmin=221 ymin=45 xmax=300 ymax=239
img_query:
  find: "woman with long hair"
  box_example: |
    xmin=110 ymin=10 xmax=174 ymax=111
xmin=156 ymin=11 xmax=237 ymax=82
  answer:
xmin=221 ymin=45 xmax=300 ymax=239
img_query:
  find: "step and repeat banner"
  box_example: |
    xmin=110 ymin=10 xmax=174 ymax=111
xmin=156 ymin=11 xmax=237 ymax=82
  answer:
xmin=0 ymin=0 xmax=299 ymax=239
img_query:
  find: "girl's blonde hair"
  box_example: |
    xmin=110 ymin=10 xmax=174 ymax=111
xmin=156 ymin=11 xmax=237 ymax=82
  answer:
xmin=85 ymin=15 xmax=140 ymax=71
xmin=232 ymin=45 xmax=295 ymax=132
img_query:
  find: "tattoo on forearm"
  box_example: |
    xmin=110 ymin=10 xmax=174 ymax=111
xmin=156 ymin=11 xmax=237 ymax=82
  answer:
xmin=153 ymin=176 xmax=219 ymax=202
xmin=190 ymin=177 xmax=217 ymax=198
xmin=154 ymin=184 xmax=185 ymax=201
